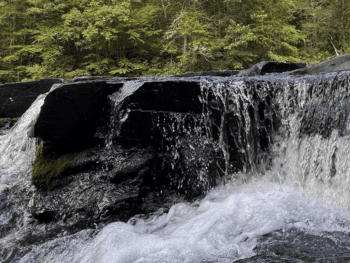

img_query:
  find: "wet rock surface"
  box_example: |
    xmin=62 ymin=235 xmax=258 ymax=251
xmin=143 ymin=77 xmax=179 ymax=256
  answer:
xmin=237 ymin=61 xmax=306 ymax=77
xmin=0 ymin=75 xmax=277 ymax=260
xmin=29 ymin=80 xmax=108 ymax=140
xmin=287 ymin=53 xmax=350 ymax=76
xmin=170 ymin=70 xmax=240 ymax=77
xmin=235 ymin=228 xmax=350 ymax=262
xmin=0 ymin=78 xmax=63 ymax=118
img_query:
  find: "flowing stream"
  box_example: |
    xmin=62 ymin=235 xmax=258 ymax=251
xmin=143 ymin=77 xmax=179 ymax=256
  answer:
xmin=2 ymin=74 xmax=350 ymax=262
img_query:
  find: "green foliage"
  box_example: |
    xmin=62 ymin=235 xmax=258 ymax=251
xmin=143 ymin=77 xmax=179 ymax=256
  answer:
xmin=21 ymin=64 xmax=47 ymax=81
xmin=0 ymin=0 xmax=349 ymax=83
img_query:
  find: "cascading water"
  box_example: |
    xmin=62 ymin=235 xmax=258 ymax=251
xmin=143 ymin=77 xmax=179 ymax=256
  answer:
xmin=0 ymin=94 xmax=43 ymax=189
xmin=2 ymin=74 xmax=350 ymax=262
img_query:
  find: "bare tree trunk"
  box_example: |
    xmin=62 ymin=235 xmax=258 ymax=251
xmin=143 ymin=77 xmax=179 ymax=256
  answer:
xmin=183 ymin=35 xmax=187 ymax=55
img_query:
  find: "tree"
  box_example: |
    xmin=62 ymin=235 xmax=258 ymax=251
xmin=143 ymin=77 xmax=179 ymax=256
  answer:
xmin=0 ymin=0 xmax=348 ymax=83
xmin=222 ymin=0 xmax=306 ymax=65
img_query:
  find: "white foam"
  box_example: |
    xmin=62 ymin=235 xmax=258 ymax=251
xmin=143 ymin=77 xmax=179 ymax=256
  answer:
xmin=4 ymin=176 xmax=349 ymax=263
xmin=60 ymin=181 xmax=350 ymax=263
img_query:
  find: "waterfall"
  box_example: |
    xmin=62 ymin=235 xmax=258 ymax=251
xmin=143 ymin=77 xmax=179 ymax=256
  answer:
xmin=2 ymin=73 xmax=350 ymax=262
xmin=0 ymin=94 xmax=45 ymax=192
xmin=268 ymin=71 xmax=350 ymax=212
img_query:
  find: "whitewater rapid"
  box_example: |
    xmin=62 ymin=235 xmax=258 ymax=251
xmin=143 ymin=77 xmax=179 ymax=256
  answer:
xmin=10 ymin=178 xmax=349 ymax=263
xmin=2 ymin=76 xmax=350 ymax=262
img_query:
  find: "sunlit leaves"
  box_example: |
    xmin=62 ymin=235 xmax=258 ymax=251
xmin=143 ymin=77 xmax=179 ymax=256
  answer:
xmin=0 ymin=0 xmax=349 ymax=83
xmin=23 ymin=64 xmax=47 ymax=80
xmin=62 ymin=7 xmax=82 ymax=27
xmin=176 ymin=10 xmax=208 ymax=37
xmin=82 ymin=23 xmax=99 ymax=42
xmin=2 ymin=54 xmax=19 ymax=63
xmin=224 ymin=21 xmax=257 ymax=50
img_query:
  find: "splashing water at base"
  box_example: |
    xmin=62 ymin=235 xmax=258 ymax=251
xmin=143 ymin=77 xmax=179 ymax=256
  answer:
xmin=17 ymin=176 xmax=350 ymax=263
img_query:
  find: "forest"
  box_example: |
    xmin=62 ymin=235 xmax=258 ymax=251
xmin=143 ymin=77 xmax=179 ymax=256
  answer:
xmin=0 ymin=0 xmax=349 ymax=83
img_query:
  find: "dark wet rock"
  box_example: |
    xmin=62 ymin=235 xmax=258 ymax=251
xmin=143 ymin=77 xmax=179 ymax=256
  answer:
xmin=237 ymin=64 xmax=261 ymax=77
xmin=170 ymin=70 xmax=240 ymax=77
xmin=73 ymin=76 xmax=114 ymax=82
xmin=29 ymin=81 xmax=108 ymax=140
xmin=235 ymin=227 xmax=350 ymax=262
xmin=237 ymin=61 xmax=306 ymax=77
xmin=259 ymin=61 xmax=306 ymax=75
xmin=270 ymin=72 xmax=350 ymax=143
xmin=72 ymin=76 xmax=146 ymax=82
xmin=287 ymin=53 xmax=350 ymax=76
xmin=0 ymin=78 xmax=63 ymax=118
xmin=31 ymin=146 xmax=155 ymax=225
xmin=1 ymin=74 xmax=276 ymax=252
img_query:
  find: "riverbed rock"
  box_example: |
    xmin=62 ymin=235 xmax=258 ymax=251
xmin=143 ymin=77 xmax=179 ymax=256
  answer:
xmin=0 ymin=78 xmax=63 ymax=118
xmin=237 ymin=61 xmax=306 ymax=77
xmin=170 ymin=70 xmax=240 ymax=77
xmin=29 ymin=80 xmax=108 ymax=140
xmin=16 ymin=75 xmax=275 ymax=247
xmin=287 ymin=53 xmax=350 ymax=75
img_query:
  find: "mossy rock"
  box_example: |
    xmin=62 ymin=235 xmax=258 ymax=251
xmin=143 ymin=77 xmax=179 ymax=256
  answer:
xmin=31 ymin=141 xmax=78 ymax=191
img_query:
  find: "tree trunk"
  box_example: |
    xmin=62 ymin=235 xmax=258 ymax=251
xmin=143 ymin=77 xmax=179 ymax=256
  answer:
xmin=183 ymin=35 xmax=187 ymax=55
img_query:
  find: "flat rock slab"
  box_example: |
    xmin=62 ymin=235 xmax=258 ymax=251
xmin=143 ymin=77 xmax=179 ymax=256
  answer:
xmin=0 ymin=78 xmax=63 ymax=118
xmin=30 ymin=80 xmax=107 ymax=139
xmin=287 ymin=53 xmax=350 ymax=75
xmin=237 ymin=61 xmax=307 ymax=77
xmin=235 ymin=227 xmax=350 ymax=262
xmin=170 ymin=70 xmax=240 ymax=77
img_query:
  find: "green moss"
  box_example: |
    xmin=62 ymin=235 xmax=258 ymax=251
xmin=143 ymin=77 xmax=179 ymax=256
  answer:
xmin=31 ymin=141 xmax=77 ymax=190
xmin=0 ymin=118 xmax=3 ymax=123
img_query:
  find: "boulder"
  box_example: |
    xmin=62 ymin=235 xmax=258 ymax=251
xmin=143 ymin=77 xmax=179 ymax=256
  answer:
xmin=287 ymin=53 xmax=350 ymax=75
xmin=29 ymin=80 xmax=108 ymax=140
xmin=234 ymin=227 xmax=350 ymax=262
xmin=259 ymin=61 xmax=307 ymax=75
xmin=0 ymin=78 xmax=63 ymax=118
xmin=237 ymin=61 xmax=306 ymax=77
